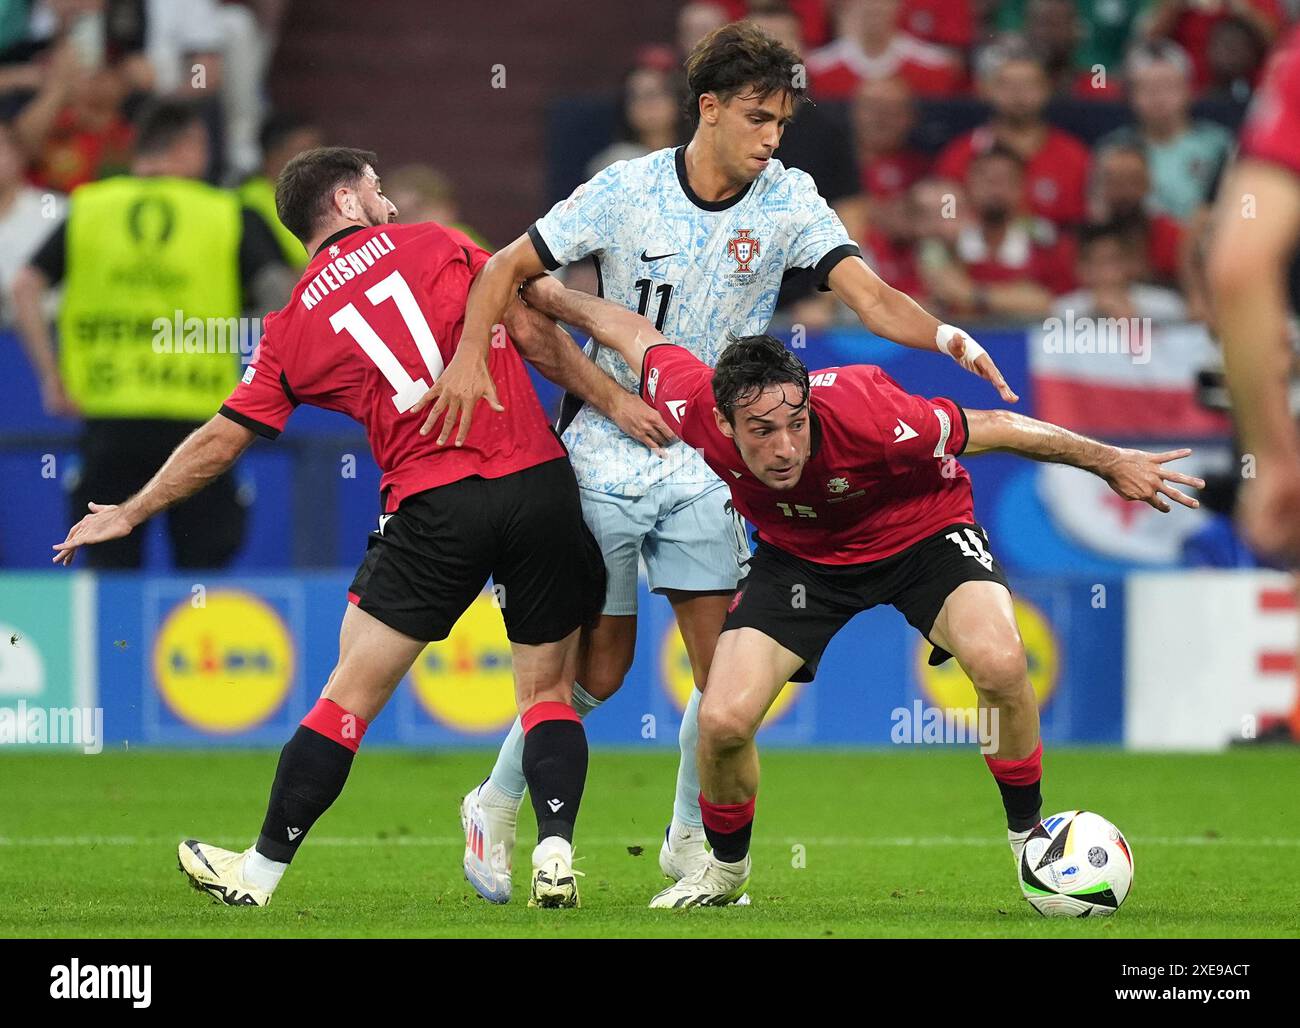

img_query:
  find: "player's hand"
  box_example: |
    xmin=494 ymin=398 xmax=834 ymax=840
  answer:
xmin=520 ymin=273 xmax=564 ymax=314
xmin=611 ymin=391 xmax=676 ymax=455
xmin=1099 ymin=447 xmax=1205 ymax=514
xmin=939 ymin=326 xmax=1019 ymax=404
xmin=51 ymin=502 xmax=132 ymax=566
xmin=1238 ymin=459 xmax=1300 ymax=563
xmin=412 ymin=352 xmax=504 ymax=446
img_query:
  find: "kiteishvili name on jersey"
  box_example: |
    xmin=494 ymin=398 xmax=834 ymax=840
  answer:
xmin=301 ymin=231 xmax=398 ymax=311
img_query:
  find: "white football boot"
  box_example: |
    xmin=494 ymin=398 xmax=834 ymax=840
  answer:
xmin=649 ymin=852 xmax=751 ymax=909
xmin=177 ymin=839 xmax=271 ymax=907
xmin=528 ymin=836 xmax=583 ymax=908
xmin=658 ymin=822 xmax=709 ymax=881
xmin=460 ymin=784 xmax=516 ymax=904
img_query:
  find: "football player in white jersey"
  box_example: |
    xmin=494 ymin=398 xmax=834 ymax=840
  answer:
xmin=419 ymin=21 xmax=1017 ymax=906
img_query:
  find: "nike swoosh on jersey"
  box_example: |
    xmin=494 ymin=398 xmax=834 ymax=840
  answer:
xmin=640 ymin=249 xmax=680 ymax=262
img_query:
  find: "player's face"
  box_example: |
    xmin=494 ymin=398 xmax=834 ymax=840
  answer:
xmin=713 ymin=90 xmax=795 ymax=181
xmin=715 ymin=383 xmax=811 ymax=490
xmin=351 ymin=166 xmax=399 ymax=226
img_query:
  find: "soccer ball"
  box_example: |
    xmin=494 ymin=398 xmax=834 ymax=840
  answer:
xmin=1018 ymin=810 xmax=1133 ymax=917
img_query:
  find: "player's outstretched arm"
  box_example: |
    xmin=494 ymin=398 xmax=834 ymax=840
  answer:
xmin=826 ymin=256 xmax=1019 ymax=404
xmin=414 ymin=233 xmax=549 ymax=445
xmin=963 ymin=408 xmax=1205 ymax=513
xmin=520 ymin=274 xmax=668 ymax=376
xmin=51 ymin=414 xmax=255 ymax=566
xmin=503 ymin=296 xmax=675 ymax=452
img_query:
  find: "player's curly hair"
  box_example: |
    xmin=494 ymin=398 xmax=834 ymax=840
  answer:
xmin=712 ymin=334 xmax=810 ymax=424
xmin=275 ymin=146 xmax=379 ymax=244
xmin=685 ymin=21 xmax=806 ymax=124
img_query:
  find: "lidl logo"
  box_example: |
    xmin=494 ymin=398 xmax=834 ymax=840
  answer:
xmin=659 ymin=623 xmax=801 ymax=726
xmin=915 ymin=594 xmax=1059 ymax=716
xmin=153 ymin=590 xmax=294 ymax=734
xmin=410 ymin=593 xmax=516 ymax=733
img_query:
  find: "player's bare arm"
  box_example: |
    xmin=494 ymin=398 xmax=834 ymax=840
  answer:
xmin=826 ymin=256 xmax=1020 ymax=404
xmin=963 ymin=408 xmax=1205 ymax=513
xmin=502 ymin=295 xmax=675 ymax=452
xmin=521 ymin=274 xmax=667 ymax=377
xmin=51 ymin=414 xmax=256 ymax=566
xmin=413 ymin=233 xmax=548 ymax=445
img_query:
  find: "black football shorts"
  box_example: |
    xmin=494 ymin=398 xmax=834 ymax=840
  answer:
xmin=722 ymin=522 xmax=1010 ymax=682
xmin=348 ymin=456 xmax=606 ymax=645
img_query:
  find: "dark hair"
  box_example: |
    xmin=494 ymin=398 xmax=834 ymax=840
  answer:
xmin=259 ymin=110 xmax=316 ymax=157
xmin=134 ymin=100 xmax=205 ymax=157
xmin=275 ymin=146 xmax=378 ymax=244
xmin=684 ymin=21 xmax=805 ymax=125
xmin=712 ymin=334 xmax=810 ymax=423
xmin=1078 ymin=220 xmax=1134 ymax=252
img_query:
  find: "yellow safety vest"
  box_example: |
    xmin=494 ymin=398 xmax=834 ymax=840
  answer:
xmin=59 ymin=176 xmax=243 ymax=420
xmin=238 ymin=175 xmax=308 ymax=269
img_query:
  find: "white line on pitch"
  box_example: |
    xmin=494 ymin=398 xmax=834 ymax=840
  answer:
xmin=0 ymin=835 xmax=1293 ymax=848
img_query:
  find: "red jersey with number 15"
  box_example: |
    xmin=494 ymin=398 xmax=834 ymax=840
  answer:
xmin=220 ymin=222 xmax=564 ymax=512
xmin=639 ymin=344 xmax=974 ymax=565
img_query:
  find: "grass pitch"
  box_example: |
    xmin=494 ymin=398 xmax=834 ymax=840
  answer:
xmin=1 ymin=748 xmax=1297 ymax=938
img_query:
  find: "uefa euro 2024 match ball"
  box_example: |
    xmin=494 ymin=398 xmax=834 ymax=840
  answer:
xmin=1018 ymin=810 xmax=1134 ymax=917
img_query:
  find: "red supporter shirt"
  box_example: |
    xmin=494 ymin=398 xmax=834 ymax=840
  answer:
xmin=220 ymin=222 xmax=564 ymax=513
xmin=859 ymin=149 xmax=931 ymax=198
xmin=935 ymin=127 xmax=1090 ymax=226
xmin=807 ymin=35 xmax=965 ymax=99
xmin=1240 ymin=25 xmax=1300 ymax=177
xmin=955 ymin=221 xmax=1077 ymax=296
xmin=1145 ymin=213 xmax=1184 ymax=283
xmin=638 ymin=344 xmax=974 ymax=565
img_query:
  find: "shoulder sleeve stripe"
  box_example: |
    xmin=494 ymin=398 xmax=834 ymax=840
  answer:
xmin=527 ymin=223 xmax=561 ymax=271
xmin=218 ymin=404 xmax=280 ymax=440
xmin=814 ymin=242 xmax=862 ymax=291
xmin=955 ymin=404 xmax=969 ymax=456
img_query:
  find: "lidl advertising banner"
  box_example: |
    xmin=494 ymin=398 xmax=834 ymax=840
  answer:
xmin=1 ymin=569 xmax=1127 ymax=749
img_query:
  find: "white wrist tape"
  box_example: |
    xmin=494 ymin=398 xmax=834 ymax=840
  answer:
xmin=936 ymin=324 xmax=986 ymax=371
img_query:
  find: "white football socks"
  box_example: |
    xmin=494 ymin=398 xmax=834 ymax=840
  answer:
xmin=243 ymin=847 xmax=287 ymax=892
xmin=671 ymin=687 xmax=704 ymax=831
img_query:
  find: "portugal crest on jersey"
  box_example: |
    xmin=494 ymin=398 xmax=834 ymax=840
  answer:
xmin=726 ymin=229 xmax=761 ymax=272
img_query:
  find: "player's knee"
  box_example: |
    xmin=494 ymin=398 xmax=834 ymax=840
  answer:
xmin=697 ymin=698 xmax=756 ymax=753
xmin=963 ymin=639 xmax=1028 ymax=697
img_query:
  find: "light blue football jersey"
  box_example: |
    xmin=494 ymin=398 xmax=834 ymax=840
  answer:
xmin=529 ymin=146 xmax=859 ymax=496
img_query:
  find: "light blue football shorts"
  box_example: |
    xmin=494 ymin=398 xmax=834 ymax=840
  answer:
xmin=578 ymin=479 xmax=750 ymax=616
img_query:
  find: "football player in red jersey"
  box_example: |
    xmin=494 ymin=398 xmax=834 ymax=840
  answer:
xmin=50 ymin=147 xmax=643 ymax=909
xmin=519 ymin=273 xmax=1203 ymax=907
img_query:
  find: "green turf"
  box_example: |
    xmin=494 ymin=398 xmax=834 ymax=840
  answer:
xmin=1 ymin=748 xmax=1297 ymax=938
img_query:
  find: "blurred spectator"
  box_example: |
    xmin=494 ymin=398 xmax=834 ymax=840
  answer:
xmin=10 ymin=100 xmax=292 ymax=569
xmin=1204 ymin=14 xmax=1270 ymax=102
xmin=1088 ymin=141 xmax=1185 ymax=289
xmin=586 ymin=49 xmax=684 ymax=178
xmin=836 ymin=76 xmax=929 ymax=240
xmin=1143 ymin=0 xmax=1281 ymax=91
xmin=15 ymin=41 xmax=133 ymax=193
xmin=716 ymin=0 xmax=831 ymax=49
xmin=0 ymin=121 xmax=65 ymax=323
xmin=806 ymin=0 xmax=965 ymax=99
xmin=1053 ymin=222 xmax=1188 ymax=322
xmin=996 ymin=0 xmax=1145 ymax=73
xmin=237 ymin=110 xmax=321 ymax=268
xmin=859 ymin=179 xmax=930 ymax=303
xmin=920 ymin=147 xmax=1074 ymax=320
xmin=935 ymin=38 xmax=1090 ymax=227
xmin=384 ymin=163 xmax=488 ymax=248
xmin=1099 ymin=41 xmax=1234 ymax=221
xmin=746 ymin=2 xmax=858 ymax=205
xmin=677 ymin=1 xmax=730 ymax=58
xmin=1024 ymin=0 xmax=1122 ymax=98
xmin=898 ymin=0 xmax=978 ymax=50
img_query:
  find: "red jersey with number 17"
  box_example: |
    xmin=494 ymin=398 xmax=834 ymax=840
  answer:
xmin=220 ymin=222 xmax=564 ymax=513
xmin=639 ymin=344 xmax=974 ymax=565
